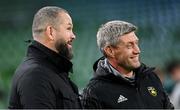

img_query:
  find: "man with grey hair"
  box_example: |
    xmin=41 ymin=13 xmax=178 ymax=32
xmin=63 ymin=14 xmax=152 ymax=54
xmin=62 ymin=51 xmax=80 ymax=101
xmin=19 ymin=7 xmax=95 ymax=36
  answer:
xmin=81 ymin=20 xmax=174 ymax=109
xmin=8 ymin=6 xmax=82 ymax=109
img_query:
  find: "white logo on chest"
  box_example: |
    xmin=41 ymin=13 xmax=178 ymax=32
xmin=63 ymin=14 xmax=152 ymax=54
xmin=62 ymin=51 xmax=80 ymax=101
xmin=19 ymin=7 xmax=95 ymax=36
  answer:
xmin=117 ymin=95 xmax=128 ymax=103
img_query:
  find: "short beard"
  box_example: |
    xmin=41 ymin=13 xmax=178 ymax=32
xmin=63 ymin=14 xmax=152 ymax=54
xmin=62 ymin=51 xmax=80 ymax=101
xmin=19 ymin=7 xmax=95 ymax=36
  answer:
xmin=55 ymin=40 xmax=73 ymax=60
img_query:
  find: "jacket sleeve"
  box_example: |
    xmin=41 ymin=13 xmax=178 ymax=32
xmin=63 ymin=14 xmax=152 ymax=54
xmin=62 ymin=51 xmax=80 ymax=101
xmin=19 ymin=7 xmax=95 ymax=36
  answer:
xmin=152 ymin=72 xmax=174 ymax=109
xmin=163 ymin=91 xmax=174 ymax=109
xmin=81 ymin=87 xmax=102 ymax=108
xmin=17 ymin=69 xmax=56 ymax=108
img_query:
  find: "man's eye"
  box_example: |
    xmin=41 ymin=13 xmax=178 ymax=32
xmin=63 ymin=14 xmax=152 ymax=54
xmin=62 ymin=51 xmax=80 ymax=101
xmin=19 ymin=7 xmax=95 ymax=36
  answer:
xmin=126 ymin=44 xmax=133 ymax=49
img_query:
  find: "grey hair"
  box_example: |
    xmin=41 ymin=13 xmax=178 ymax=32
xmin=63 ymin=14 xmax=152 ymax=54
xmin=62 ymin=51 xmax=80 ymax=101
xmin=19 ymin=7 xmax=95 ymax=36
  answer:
xmin=97 ymin=20 xmax=137 ymax=55
xmin=32 ymin=6 xmax=68 ymax=37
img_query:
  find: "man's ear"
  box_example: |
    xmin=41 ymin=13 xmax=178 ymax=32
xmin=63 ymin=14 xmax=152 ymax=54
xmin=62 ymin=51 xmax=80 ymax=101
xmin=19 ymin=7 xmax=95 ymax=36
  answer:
xmin=104 ymin=46 xmax=115 ymax=58
xmin=45 ymin=26 xmax=55 ymax=41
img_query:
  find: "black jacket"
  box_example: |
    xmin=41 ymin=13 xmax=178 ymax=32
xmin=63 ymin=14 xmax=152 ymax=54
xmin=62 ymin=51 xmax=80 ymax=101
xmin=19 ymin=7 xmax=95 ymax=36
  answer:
xmin=82 ymin=57 xmax=174 ymax=109
xmin=9 ymin=41 xmax=82 ymax=109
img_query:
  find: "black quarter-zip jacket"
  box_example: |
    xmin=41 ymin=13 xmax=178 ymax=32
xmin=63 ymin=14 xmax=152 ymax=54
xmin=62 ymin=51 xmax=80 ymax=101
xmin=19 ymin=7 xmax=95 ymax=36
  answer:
xmin=82 ymin=57 xmax=174 ymax=109
xmin=9 ymin=41 xmax=82 ymax=109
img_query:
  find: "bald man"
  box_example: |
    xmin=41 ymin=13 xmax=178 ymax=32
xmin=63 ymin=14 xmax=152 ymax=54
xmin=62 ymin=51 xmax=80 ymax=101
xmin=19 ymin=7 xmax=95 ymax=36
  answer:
xmin=9 ymin=6 xmax=81 ymax=109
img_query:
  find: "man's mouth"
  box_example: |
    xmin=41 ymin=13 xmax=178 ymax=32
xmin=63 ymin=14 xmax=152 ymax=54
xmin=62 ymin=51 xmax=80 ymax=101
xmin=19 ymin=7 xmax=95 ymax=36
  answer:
xmin=130 ymin=56 xmax=139 ymax=61
xmin=67 ymin=40 xmax=73 ymax=48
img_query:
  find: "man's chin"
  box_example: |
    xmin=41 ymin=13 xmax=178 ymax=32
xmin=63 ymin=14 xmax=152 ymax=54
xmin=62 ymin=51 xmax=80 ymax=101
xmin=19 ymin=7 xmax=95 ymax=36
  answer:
xmin=68 ymin=48 xmax=73 ymax=59
xmin=129 ymin=61 xmax=140 ymax=69
xmin=133 ymin=62 xmax=141 ymax=68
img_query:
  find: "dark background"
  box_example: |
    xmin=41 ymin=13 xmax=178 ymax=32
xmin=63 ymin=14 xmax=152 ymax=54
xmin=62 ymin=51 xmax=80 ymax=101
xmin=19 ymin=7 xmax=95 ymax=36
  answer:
xmin=0 ymin=0 xmax=180 ymax=108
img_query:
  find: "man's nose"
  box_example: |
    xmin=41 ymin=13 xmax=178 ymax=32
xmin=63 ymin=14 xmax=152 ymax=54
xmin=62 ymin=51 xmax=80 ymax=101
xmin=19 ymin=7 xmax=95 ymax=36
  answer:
xmin=134 ymin=45 xmax=141 ymax=54
xmin=71 ymin=32 xmax=76 ymax=39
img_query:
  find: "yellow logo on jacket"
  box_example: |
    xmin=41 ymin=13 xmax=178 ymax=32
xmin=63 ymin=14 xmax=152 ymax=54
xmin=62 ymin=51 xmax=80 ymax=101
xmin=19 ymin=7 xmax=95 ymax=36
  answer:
xmin=147 ymin=87 xmax=157 ymax=97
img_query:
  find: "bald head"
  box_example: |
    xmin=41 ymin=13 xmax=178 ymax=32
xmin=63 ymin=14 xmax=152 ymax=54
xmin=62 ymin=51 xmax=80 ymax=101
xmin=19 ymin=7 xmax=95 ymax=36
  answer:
xmin=32 ymin=6 xmax=68 ymax=38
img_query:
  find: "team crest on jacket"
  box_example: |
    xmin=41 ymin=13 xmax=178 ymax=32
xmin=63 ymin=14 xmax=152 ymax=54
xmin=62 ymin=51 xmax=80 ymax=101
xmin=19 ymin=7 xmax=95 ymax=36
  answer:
xmin=147 ymin=87 xmax=157 ymax=97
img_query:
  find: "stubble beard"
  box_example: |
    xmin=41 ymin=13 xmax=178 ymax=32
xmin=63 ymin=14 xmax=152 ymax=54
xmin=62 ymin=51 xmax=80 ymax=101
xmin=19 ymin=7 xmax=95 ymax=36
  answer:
xmin=118 ymin=58 xmax=141 ymax=71
xmin=55 ymin=39 xmax=73 ymax=60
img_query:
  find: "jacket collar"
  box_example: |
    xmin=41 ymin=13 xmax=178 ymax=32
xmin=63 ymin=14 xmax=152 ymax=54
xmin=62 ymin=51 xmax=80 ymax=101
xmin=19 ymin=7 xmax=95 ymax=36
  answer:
xmin=27 ymin=40 xmax=73 ymax=74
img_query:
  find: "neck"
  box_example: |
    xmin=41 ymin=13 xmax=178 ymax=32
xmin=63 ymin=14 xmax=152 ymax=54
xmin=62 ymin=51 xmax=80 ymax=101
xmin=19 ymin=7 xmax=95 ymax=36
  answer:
xmin=108 ymin=59 xmax=134 ymax=78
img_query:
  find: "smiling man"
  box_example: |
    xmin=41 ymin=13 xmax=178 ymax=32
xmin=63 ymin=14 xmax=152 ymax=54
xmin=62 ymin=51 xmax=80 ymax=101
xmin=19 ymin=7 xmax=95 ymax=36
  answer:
xmin=81 ymin=20 xmax=174 ymax=109
xmin=8 ymin=6 xmax=81 ymax=109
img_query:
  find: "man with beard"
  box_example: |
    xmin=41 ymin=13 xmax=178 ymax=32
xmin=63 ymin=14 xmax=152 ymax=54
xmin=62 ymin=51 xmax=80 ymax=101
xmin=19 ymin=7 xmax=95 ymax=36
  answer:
xmin=81 ymin=20 xmax=174 ymax=109
xmin=8 ymin=6 xmax=82 ymax=109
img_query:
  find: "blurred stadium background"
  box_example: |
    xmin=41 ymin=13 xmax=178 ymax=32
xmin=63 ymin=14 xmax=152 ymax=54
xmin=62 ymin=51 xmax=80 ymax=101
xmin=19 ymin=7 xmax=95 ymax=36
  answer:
xmin=0 ymin=0 xmax=180 ymax=108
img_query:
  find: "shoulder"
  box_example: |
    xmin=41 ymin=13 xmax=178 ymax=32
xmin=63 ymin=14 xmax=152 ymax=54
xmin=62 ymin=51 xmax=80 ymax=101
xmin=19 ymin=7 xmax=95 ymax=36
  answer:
xmin=15 ymin=57 xmax=57 ymax=80
xmin=17 ymin=66 xmax=51 ymax=85
xmin=13 ymin=59 xmax=57 ymax=91
xmin=147 ymin=70 xmax=162 ymax=84
xmin=136 ymin=64 xmax=162 ymax=84
xmin=15 ymin=63 xmax=48 ymax=80
xmin=82 ymin=77 xmax=111 ymax=98
xmin=83 ymin=78 xmax=100 ymax=93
